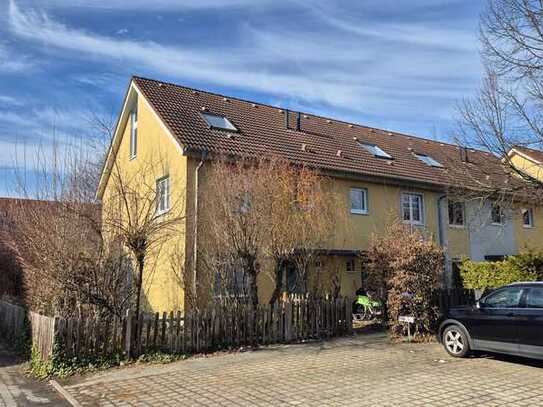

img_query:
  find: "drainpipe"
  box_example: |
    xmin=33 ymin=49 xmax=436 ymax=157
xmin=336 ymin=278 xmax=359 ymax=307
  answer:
xmin=437 ymin=195 xmax=451 ymax=288
xmin=192 ymin=151 xmax=207 ymax=306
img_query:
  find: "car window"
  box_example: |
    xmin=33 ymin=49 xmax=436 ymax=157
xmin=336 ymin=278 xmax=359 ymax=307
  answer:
xmin=526 ymin=287 xmax=543 ymax=309
xmin=482 ymin=287 xmax=523 ymax=308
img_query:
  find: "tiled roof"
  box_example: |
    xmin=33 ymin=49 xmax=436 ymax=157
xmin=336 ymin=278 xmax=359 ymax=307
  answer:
xmin=514 ymin=146 xmax=543 ymax=164
xmin=132 ymin=76 xmax=515 ymax=190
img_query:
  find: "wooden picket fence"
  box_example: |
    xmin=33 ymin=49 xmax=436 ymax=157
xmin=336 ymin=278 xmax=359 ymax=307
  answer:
xmin=0 ymin=299 xmax=25 ymax=342
xmin=28 ymin=312 xmax=56 ymax=360
xmin=53 ymin=297 xmax=352 ymax=360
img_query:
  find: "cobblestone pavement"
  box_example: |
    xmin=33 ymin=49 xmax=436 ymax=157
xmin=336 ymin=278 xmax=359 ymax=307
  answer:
xmin=0 ymin=343 xmax=68 ymax=406
xmin=63 ymin=332 xmax=543 ymax=406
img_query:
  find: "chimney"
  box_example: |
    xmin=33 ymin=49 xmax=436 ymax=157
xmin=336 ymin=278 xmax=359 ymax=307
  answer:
xmin=296 ymin=112 xmax=301 ymax=132
xmin=285 ymin=109 xmax=290 ymax=130
xmin=460 ymin=147 xmax=470 ymax=163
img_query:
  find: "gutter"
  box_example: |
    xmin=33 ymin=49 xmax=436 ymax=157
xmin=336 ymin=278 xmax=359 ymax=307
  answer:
xmin=192 ymin=151 xmax=207 ymax=304
xmin=437 ymin=194 xmax=451 ymax=288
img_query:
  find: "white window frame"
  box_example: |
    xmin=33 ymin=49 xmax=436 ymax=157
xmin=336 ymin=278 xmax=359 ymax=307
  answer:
xmin=156 ymin=176 xmax=170 ymax=215
xmin=129 ymin=109 xmax=138 ymax=160
xmin=491 ymin=203 xmax=504 ymax=226
xmin=448 ymin=201 xmax=465 ymax=228
xmin=401 ymin=192 xmax=424 ymax=225
xmin=350 ymin=187 xmax=368 ymax=215
xmin=522 ymin=208 xmax=534 ymax=228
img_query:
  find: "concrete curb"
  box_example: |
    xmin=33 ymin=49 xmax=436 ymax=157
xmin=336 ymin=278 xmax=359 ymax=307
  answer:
xmin=49 ymin=380 xmax=82 ymax=407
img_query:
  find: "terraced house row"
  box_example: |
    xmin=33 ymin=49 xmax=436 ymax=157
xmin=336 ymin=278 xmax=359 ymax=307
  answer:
xmin=97 ymin=76 xmax=543 ymax=312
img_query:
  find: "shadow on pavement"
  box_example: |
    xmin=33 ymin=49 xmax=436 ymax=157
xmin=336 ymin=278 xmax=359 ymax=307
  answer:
xmin=476 ymin=351 xmax=543 ymax=368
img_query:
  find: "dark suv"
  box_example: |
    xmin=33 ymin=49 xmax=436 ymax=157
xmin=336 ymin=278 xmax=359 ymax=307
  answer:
xmin=438 ymin=282 xmax=543 ymax=359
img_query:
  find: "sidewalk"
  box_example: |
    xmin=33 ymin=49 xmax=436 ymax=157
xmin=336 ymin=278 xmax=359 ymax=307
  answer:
xmin=0 ymin=343 xmax=68 ymax=406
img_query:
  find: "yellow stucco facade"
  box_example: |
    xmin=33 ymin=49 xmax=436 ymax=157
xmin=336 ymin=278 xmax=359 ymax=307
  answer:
xmin=100 ymin=87 xmax=190 ymax=312
xmin=99 ymin=83 xmax=543 ymax=313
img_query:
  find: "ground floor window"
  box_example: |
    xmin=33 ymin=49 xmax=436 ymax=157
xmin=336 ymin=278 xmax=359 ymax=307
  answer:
xmin=522 ymin=208 xmax=534 ymax=228
xmin=213 ymin=260 xmax=249 ymax=298
xmin=346 ymin=258 xmax=356 ymax=273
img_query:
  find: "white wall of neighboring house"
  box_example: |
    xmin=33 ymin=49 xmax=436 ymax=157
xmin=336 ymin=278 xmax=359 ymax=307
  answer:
xmin=466 ymin=200 xmax=517 ymax=261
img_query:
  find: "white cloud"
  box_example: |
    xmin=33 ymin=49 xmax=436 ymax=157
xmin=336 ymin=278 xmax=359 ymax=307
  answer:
xmin=0 ymin=95 xmax=23 ymax=106
xmin=30 ymin=0 xmax=279 ymax=11
xmin=0 ymin=42 xmax=35 ymax=72
xmin=7 ymin=0 xmax=370 ymax=108
xmin=7 ymin=0 xmax=482 ymax=127
xmin=116 ymin=28 xmax=128 ymax=35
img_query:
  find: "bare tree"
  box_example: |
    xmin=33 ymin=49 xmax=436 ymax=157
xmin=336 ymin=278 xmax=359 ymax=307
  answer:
xmin=455 ymin=0 xmax=543 ymax=198
xmin=201 ymin=156 xmax=347 ymax=309
xmin=5 ymin=112 xmax=136 ymax=318
xmin=102 ymin=160 xmax=185 ymax=317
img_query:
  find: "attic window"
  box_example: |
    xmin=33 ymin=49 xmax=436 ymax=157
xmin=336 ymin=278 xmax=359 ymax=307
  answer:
xmin=201 ymin=112 xmax=238 ymax=132
xmin=359 ymin=142 xmax=393 ymax=159
xmin=415 ymin=153 xmax=443 ymax=168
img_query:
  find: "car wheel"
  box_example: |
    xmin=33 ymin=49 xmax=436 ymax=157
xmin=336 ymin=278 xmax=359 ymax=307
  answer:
xmin=442 ymin=325 xmax=470 ymax=358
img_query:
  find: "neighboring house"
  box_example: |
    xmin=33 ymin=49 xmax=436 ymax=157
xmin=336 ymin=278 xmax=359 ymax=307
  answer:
xmin=508 ymin=146 xmax=543 ymax=182
xmin=0 ymin=198 xmax=27 ymax=300
xmin=97 ymin=76 xmax=543 ymax=312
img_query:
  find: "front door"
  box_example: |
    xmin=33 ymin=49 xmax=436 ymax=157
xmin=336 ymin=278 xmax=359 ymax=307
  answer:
xmin=469 ymin=286 xmax=523 ymax=352
xmin=516 ymin=287 xmax=543 ymax=358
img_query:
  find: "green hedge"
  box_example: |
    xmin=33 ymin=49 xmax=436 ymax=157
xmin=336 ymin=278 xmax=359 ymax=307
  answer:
xmin=460 ymin=251 xmax=543 ymax=289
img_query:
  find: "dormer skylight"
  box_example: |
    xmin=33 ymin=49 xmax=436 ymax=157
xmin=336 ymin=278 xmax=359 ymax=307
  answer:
xmin=201 ymin=112 xmax=238 ymax=132
xmin=359 ymin=142 xmax=393 ymax=159
xmin=415 ymin=153 xmax=443 ymax=168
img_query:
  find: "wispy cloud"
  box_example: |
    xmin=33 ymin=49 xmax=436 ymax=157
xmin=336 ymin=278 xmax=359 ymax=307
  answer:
xmin=0 ymin=95 xmax=23 ymax=106
xmin=29 ymin=0 xmax=279 ymax=11
xmin=0 ymin=42 xmax=35 ymax=72
xmin=7 ymin=0 xmax=482 ymax=119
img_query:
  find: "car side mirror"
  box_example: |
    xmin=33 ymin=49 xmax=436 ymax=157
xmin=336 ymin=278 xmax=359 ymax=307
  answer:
xmin=476 ymin=301 xmax=481 ymax=309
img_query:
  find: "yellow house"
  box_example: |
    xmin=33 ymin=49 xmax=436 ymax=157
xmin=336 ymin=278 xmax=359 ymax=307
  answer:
xmin=97 ymin=76 xmax=543 ymax=312
xmin=508 ymin=146 xmax=543 ymax=182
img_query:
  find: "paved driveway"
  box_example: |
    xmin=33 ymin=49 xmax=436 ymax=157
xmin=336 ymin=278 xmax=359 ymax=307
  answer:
xmin=63 ymin=332 xmax=543 ymax=406
xmin=0 ymin=343 xmax=68 ymax=407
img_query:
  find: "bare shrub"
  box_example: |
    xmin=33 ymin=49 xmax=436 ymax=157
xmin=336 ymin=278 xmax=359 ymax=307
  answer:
xmin=367 ymin=222 xmax=444 ymax=339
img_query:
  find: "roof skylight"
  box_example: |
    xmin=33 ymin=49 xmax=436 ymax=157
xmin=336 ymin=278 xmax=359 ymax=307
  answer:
xmin=415 ymin=153 xmax=443 ymax=168
xmin=201 ymin=112 xmax=238 ymax=132
xmin=359 ymin=142 xmax=393 ymax=159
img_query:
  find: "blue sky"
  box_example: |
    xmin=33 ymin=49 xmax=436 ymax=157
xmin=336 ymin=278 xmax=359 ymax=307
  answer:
xmin=0 ymin=0 xmax=484 ymax=197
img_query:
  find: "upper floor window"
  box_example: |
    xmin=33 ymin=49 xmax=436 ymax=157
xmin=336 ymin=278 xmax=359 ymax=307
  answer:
xmin=156 ymin=176 xmax=170 ymax=215
xmin=402 ymin=193 xmax=424 ymax=225
xmin=130 ymin=109 xmax=138 ymax=159
xmin=448 ymin=201 xmax=465 ymax=227
xmin=491 ymin=203 xmax=504 ymax=225
xmin=350 ymin=188 xmax=368 ymax=215
xmin=522 ymin=208 xmax=534 ymax=228
xmin=359 ymin=142 xmax=393 ymax=159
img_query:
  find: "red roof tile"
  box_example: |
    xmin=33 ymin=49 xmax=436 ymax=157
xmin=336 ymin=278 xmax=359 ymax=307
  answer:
xmin=132 ymin=76 xmax=518 ymax=190
xmin=514 ymin=146 xmax=543 ymax=164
